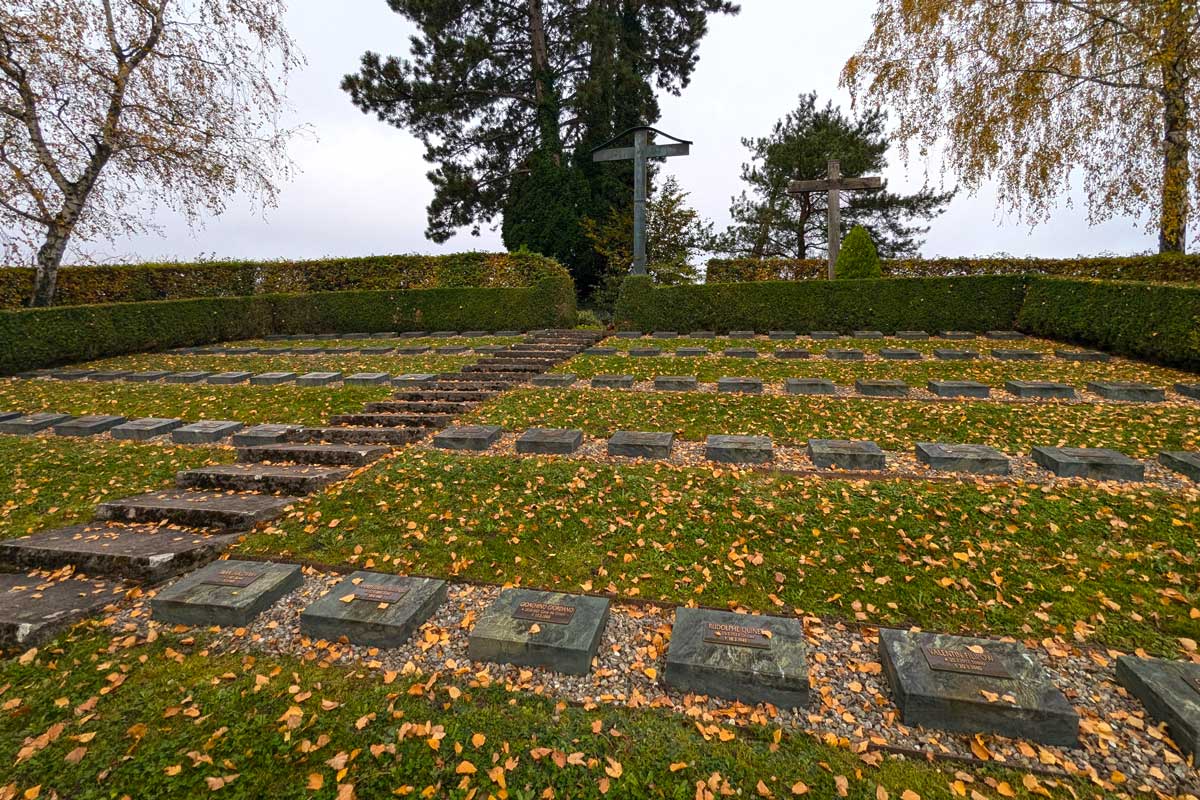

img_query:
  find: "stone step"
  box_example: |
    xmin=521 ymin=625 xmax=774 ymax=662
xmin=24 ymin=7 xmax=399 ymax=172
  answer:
xmin=482 ymin=354 xmax=562 ymax=364
xmin=0 ymin=572 xmax=129 ymax=648
xmin=364 ymin=400 xmax=476 ymax=414
xmin=462 ymin=363 xmax=546 ymax=374
xmin=177 ymin=463 xmax=352 ymax=494
xmin=293 ymin=426 xmax=424 ymax=445
xmin=0 ymin=523 xmax=239 ymax=581
xmin=392 ymin=390 xmax=498 ymax=403
xmin=95 ymin=490 xmax=296 ymax=530
xmin=328 ymin=413 xmax=455 ymax=429
xmin=237 ymin=442 xmax=391 ymax=467
xmin=434 ymin=372 xmax=530 ymax=384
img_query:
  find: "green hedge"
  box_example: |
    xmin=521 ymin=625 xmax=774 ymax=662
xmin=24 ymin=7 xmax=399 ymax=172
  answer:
xmin=0 ymin=251 xmax=569 ymax=308
xmin=706 ymin=255 xmax=1200 ymax=284
xmin=0 ymin=276 xmax=576 ymax=376
xmin=614 ymin=275 xmax=1028 ymax=333
xmin=1017 ymin=277 xmax=1200 ymax=370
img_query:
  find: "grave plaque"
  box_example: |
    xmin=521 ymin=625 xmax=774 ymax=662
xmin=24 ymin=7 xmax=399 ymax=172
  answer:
xmin=915 ymin=443 xmax=1010 ymax=476
xmin=664 ymin=608 xmax=809 ymax=708
xmin=433 ymin=425 xmax=503 ymax=451
xmin=1031 ymin=446 xmax=1144 ymax=481
xmin=513 ymin=600 xmax=576 ymax=625
xmin=706 ymin=434 xmax=773 ymax=464
xmin=922 ymin=644 xmax=1013 ymax=678
xmin=825 ymin=349 xmax=865 ymax=361
xmin=0 ymin=412 xmax=74 ymax=435
xmin=608 ymin=430 xmax=674 ymax=459
xmin=300 ymin=572 xmax=447 ymax=648
xmin=468 ymin=589 xmax=609 ymax=675
xmin=201 ymin=567 xmax=263 ymax=588
xmin=880 ymin=629 xmax=1079 ymax=747
xmin=516 ymin=428 xmax=583 ymax=455
xmin=1159 ymin=451 xmax=1200 ymax=482
xmin=152 ymin=560 xmax=302 ymax=627
xmin=591 ymin=374 xmax=635 ymax=389
xmin=1115 ymin=655 xmax=1200 ymax=760
xmin=1176 ymin=382 xmax=1200 ymax=401
xmin=808 ymin=439 xmax=885 ymax=470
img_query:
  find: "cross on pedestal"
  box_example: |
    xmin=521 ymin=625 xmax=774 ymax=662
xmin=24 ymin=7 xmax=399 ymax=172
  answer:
xmin=592 ymin=126 xmax=692 ymax=276
xmin=788 ymin=160 xmax=884 ymax=280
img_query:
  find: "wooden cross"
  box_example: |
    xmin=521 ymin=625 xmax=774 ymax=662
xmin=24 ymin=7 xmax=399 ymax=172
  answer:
xmin=592 ymin=126 xmax=692 ymax=276
xmin=788 ymin=160 xmax=884 ymax=279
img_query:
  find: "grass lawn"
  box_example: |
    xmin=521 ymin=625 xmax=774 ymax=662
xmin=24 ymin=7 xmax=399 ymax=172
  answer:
xmin=464 ymin=388 xmax=1200 ymax=456
xmin=603 ymin=335 xmax=1098 ymax=356
xmin=557 ymin=353 xmax=1200 ymax=387
xmin=0 ymin=379 xmax=395 ymax=426
xmin=0 ymin=626 xmax=1109 ymax=800
xmin=238 ymin=450 xmax=1199 ymax=654
xmin=0 ymin=436 xmax=230 ymax=540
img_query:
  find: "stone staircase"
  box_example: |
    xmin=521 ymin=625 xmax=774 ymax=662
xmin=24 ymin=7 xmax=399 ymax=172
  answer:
xmin=0 ymin=328 xmax=606 ymax=646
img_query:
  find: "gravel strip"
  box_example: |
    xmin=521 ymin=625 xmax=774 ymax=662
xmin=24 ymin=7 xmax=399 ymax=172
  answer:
xmin=106 ymin=576 xmax=1200 ymax=797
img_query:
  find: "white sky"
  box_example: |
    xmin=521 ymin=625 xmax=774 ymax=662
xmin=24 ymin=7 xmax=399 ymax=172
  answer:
xmin=96 ymin=0 xmax=1158 ymax=263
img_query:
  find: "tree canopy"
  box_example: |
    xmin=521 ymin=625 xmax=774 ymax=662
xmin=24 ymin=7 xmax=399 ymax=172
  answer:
xmin=342 ymin=0 xmax=737 ymax=293
xmin=0 ymin=0 xmax=301 ymax=305
xmin=842 ymin=1 xmax=1200 ymax=253
xmin=716 ymin=93 xmax=953 ymax=260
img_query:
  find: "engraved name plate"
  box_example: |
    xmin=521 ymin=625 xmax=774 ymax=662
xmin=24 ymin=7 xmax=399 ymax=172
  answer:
xmin=201 ymin=568 xmax=262 ymax=588
xmin=513 ymin=601 xmax=576 ymax=625
xmin=351 ymin=583 xmax=409 ymax=604
xmin=1184 ymin=672 xmax=1200 ymax=697
xmin=703 ymin=622 xmax=771 ymax=649
xmin=921 ymin=644 xmax=1014 ymax=679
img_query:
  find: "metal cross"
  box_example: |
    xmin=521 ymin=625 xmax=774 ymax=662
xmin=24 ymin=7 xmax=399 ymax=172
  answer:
xmin=592 ymin=126 xmax=692 ymax=276
xmin=788 ymin=160 xmax=884 ymax=279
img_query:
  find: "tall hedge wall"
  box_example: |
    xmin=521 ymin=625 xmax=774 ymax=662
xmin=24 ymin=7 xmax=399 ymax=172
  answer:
xmin=0 ymin=276 xmax=576 ymax=376
xmin=0 ymin=251 xmax=568 ymax=309
xmin=614 ymin=275 xmax=1029 ymax=334
xmin=1017 ymin=277 xmax=1200 ymax=371
xmin=706 ymin=255 xmax=1200 ymax=284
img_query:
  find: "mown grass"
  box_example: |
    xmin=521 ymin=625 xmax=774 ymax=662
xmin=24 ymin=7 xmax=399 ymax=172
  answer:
xmin=0 ymin=436 xmax=230 ymax=540
xmin=239 ymin=450 xmax=1199 ymax=654
xmin=557 ymin=353 xmax=1200 ymax=387
xmin=0 ymin=627 xmax=1109 ymax=799
xmin=604 ymin=334 xmax=1095 ymax=356
xmin=465 ymin=388 xmax=1200 ymax=456
xmin=0 ymin=379 xmax=395 ymax=426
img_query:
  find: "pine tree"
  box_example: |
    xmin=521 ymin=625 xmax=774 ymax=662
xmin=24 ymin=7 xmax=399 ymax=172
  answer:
xmin=343 ymin=0 xmax=738 ymax=295
xmin=716 ymin=93 xmax=953 ymax=261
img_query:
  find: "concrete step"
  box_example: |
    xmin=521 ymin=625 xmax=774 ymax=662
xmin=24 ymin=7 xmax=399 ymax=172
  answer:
xmin=364 ymin=400 xmax=476 ymax=414
xmin=0 ymin=572 xmax=128 ymax=648
xmin=328 ymin=413 xmax=455 ymax=429
xmin=177 ymin=463 xmax=352 ymax=494
xmin=462 ymin=363 xmax=546 ymax=374
xmin=434 ymin=372 xmax=530 ymax=385
xmin=95 ymin=490 xmax=296 ymax=530
xmin=0 ymin=523 xmax=239 ymax=581
xmin=293 ymin=426 xmax=425 ymax=445
xmin=237 ymin=442 xmax=391 ymax=467
xmin=392 ymin=390 xmax=499 ymax=403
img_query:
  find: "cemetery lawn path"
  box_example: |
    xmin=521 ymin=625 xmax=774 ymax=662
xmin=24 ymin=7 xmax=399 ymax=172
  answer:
xmin=241 ymin=450 xmax=1199 ymax=655
xmin=467 ymin=388 xmax=1200 ymax=456
xmin=77 ymin=352 xmax=477 ymax=377
xmin=0 ymin=437 xmax=231 ymax=541
xmin=0 ymin=379 xmax=393 ymax=426
xmin=0 ymin=627 xmax=1115 ymax=800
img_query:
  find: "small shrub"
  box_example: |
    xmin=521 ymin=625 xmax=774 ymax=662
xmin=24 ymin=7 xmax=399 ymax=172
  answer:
xmin=835 ymin=227 xmax=882 ymax=279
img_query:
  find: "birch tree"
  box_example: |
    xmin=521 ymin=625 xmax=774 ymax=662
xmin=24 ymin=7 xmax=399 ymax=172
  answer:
xmin=0 ymin=0 xmax=301 ymax=305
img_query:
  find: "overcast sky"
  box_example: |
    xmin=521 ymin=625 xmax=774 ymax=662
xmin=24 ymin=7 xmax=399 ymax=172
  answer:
xmin=96 ymin=0 xmax=1158 ymax=263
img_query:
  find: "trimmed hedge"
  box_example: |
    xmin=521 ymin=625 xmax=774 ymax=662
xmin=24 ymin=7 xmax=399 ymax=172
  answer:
xmin=1017 ymin=277 xmax=1200 ymax=371
xmin=0 ymin=276 xmax=576 ymax=376
xmin=706 ymin=255 xmax=1200 ymax=284
xmin=614 ymin=275 xmax=1028 ymax=333
xmin=0 ymin=251 xmax=569 ymax=308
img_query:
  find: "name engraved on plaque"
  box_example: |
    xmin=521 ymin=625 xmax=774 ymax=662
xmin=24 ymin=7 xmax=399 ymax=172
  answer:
xmin=703 ymin=622 xmax=771 ymax=649
xmin=201 ymin=568 xmax=262 ymax=588
xmin=513 ymin=601 xmax=576 ymax=625
xmin=1184 ymin=673 xmax=1200 ymax=697
xmin=921 ymin=645 xmax=1014 ymax=679
xmin=351 ymin=584 xmax=409 ymax=604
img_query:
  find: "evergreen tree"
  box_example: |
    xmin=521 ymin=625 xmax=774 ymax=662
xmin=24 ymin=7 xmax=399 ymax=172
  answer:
xmin=716 ymin=93 xmax=954 ymax=261
xmin=343 ymin=0 xmax=738 ymax=295
xmin=835 ymin=226 xmax=882 ymax=279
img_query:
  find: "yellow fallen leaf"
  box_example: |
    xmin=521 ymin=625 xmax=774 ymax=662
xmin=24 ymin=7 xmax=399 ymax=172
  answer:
xmin=790 ymin=781 xmax=809 ymax=795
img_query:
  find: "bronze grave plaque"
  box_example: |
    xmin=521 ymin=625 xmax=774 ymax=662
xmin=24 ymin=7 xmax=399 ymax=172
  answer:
xmin=201 ymin=568 xmax=263 ymax=588
xmin=351 ymin=583 xmax=409 ymax=604
xmin=513 ymin=601 xmax=576 ymax=625
xmin=921 ymin=644 xmax=1014 ymax=679
xmin=703 ymin=622 xmax=772 ymax=650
